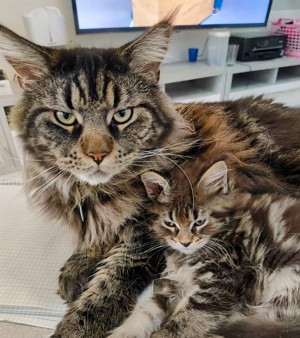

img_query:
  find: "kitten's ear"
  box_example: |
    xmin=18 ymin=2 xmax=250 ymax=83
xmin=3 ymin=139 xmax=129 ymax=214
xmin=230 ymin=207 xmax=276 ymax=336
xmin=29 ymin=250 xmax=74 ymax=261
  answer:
xmin=119 ymin=14 xmax=175 ymax=81
xmin=141 ymin=172 xmax=170 ymax=203
xmin=198 ymin=161 xmax=228 ymax=194
xmin=0 ymin=25 xmax=57 ymax=86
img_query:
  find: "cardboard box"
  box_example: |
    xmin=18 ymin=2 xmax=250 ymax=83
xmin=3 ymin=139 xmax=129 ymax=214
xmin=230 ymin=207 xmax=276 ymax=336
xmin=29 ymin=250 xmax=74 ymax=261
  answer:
xmin=132 ymin=0 xmax=214 ymax=27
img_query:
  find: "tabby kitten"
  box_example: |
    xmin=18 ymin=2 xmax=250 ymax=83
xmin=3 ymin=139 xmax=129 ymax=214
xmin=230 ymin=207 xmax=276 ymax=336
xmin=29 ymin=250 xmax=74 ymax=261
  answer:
xmin=1 ymin=15 xmax=300 ymax=338
xmin=109 ymin=160 xmax=300 ymax=338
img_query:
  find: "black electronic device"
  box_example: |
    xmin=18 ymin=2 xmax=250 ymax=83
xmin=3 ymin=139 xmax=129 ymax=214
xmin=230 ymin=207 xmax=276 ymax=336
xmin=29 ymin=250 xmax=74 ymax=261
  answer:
xmin=229 ymin=32 xmax=287 ymax=62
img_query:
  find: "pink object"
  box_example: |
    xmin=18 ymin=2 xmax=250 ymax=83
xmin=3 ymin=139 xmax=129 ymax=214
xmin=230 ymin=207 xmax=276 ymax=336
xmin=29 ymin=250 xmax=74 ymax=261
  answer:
xmin=271 ymin=18 xmax=300 ymax=57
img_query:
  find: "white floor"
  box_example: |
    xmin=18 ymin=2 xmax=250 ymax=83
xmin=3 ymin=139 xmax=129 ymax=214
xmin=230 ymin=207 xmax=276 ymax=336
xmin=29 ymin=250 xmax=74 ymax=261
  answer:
xmin=0 ymin=171 xmax=74 ymax=331
xmin=0 ymin=322 xmax=53 ymax=338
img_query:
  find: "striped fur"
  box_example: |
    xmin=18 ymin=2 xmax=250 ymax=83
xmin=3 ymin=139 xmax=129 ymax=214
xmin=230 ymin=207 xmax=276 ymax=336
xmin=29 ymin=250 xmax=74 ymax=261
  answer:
xmin=109 ymin=162 xmax=300 ymax=338
xmin=1 ymin=16 xmax=300 ymax=337
xmin=0 ymin=19 xmax=192 ymax=337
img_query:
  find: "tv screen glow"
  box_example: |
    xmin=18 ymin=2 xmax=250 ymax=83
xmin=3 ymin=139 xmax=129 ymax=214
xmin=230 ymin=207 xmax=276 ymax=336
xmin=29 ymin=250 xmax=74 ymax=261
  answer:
xmin=72 ymin=0 xmax=273 ymax=33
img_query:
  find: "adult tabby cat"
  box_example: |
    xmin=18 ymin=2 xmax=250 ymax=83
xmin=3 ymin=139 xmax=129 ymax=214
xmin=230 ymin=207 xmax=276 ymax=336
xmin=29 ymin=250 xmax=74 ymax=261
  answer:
xmin=108 ymin=159 xmax=300 ymax=338
xmin=0 ymin=14 xmax=300 ymax=337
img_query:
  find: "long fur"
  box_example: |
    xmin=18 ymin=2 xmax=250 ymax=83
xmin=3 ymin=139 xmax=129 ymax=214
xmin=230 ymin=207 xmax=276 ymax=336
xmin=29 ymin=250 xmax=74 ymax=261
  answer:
xmin=0 ymin=15 xmax=300 ymax=338
xmin=219 ymin=316 xmax=300 ymax=338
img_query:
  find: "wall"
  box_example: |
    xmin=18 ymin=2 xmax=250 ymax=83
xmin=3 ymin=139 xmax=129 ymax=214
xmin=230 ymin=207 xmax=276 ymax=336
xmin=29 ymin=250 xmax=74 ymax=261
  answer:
xmin=0 ymin=0 xmax=300 ymax=78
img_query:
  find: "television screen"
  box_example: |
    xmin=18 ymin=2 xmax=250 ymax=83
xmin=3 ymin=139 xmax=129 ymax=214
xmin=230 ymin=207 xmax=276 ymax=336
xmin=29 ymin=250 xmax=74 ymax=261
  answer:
xmin=72 ymin=0 xmax=273 ymax=34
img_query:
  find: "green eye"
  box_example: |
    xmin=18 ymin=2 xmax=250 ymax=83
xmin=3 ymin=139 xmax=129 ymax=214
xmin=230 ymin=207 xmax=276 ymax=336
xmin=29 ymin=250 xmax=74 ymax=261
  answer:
xmin=164 ymin=221 xmax=176 ymax=228
xmin=113 ymin=108 xmax=133 ymax=124
xmin=54 ymin=111 xmax=77 ymax=126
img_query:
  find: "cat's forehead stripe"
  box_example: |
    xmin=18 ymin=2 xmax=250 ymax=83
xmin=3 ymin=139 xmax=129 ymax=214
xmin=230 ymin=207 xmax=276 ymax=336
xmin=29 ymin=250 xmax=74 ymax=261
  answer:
xmin=67 ymin=69 xmax=121 ymax=112
xmin=74 ymin=75 xmax=87 ymax=106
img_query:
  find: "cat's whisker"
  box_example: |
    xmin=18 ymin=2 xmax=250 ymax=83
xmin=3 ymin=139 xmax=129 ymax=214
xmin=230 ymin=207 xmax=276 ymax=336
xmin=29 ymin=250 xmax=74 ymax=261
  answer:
xmin=139 ymin=243 xmax=166 ymax=256
xmin=20 ymin=152 xmax=47 ymax=163
xmin=146 ymin=152 xmax=195 ymax=210
xmin=209 ymin=240 xmax=237 ymax=270
xmin=31 ymin=170 xmax=68 ymax=199
xmin=202 ymin=244 xmax=221 ymax=260
xmin=23 ymin=166 xmax=57 ymax=185
xmin=139 ymin=149 xmax=188 ymax=161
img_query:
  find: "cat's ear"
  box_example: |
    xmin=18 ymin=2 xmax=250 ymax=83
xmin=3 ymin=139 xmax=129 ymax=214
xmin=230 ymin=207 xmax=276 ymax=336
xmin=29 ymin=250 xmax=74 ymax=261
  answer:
xmin=198 ymin=161 xmax=228 ymax=194
xmin=119 ymin=15 xmax=175 ymax=82
xmin=141 ymin=172 xmax=170 ymax=203
xmin=0 ymin=25 xmax=57 ymax=86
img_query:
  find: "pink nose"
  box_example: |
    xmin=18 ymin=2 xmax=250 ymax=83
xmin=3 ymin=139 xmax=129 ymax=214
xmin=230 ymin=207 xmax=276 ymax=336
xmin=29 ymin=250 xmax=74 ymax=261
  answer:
xmin=88 ymin=152 xmax=109 ymax=165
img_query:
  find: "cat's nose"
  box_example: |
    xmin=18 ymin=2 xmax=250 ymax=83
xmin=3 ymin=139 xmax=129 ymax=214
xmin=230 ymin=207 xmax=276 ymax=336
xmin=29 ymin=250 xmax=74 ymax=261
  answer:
xmin=88 ymin=152 xmax=109 ymax=165
xmin=181 ymin=242 xmax=191 ymax=247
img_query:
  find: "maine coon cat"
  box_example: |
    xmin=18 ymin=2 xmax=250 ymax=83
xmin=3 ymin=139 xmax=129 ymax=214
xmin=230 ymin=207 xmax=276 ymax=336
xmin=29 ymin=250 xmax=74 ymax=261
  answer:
xmin=0 ymin=17 xmax=193 ymax=338
xmin=109 ymin=159 xmax=300 ymax=338
xmin=0 ymin=14 xmax=300 ymax=337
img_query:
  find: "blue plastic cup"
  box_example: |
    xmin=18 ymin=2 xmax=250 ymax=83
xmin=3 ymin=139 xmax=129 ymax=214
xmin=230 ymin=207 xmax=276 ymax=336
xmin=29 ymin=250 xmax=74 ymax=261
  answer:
xmin=188 ymin=48 xmax=199 ymax=62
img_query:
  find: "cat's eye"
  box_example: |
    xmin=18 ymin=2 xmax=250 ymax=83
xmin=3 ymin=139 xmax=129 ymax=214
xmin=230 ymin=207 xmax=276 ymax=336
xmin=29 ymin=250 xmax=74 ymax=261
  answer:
xmin=54 ymin=111 xmax=77 ymax=126
xmin=194 ymin=219 xmax=207 ymax=227
xmin=164 ymin=221 xmax=176 ymax=228
xmin=113 ymin=108 xmax=133 ymax=124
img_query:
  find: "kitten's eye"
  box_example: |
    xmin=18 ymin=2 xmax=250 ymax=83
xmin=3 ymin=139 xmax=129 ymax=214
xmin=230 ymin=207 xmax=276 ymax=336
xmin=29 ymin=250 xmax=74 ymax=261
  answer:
xmin=113 ymin=108 xmax=133 ymax=124
xmin=164 ymin=221 xmax=176 ymax=228
xmin=194 ymin=219 xmax=207 ymax=227
xmin=54 ymin=112 xmax=77 ymax=126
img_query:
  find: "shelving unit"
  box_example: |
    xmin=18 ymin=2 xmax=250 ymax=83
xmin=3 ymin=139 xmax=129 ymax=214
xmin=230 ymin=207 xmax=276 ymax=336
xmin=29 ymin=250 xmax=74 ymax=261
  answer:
xmin=226 ymin=57 xmax=300 ymax=104
xmin=0 ymin=87 xmax=22 ymax=175
xmin=160 ymin=56 xmax=300 ymax=107
xmin=160 ymin=61 xmax=226 ymax=103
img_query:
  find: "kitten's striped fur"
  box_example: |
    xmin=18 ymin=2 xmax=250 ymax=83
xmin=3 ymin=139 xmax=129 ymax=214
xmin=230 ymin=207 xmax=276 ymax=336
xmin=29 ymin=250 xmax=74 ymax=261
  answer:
xmin=109 ymin=160 xmax=300 ymax=338
xmin=0 ymin=15 xmax=300 ymax=337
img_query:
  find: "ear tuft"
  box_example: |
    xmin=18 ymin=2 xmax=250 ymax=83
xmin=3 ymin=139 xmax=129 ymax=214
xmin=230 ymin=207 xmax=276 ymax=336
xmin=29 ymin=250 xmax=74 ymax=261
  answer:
xmin=119 ymin=17 xmax=174 ymax=81
xmin=198 ymin=161 xmax=228 ymax=194
xmin=0 ymin=24 xmax=56 ymax=83
xmin=141 ymin=171 xmax=170 ymax=203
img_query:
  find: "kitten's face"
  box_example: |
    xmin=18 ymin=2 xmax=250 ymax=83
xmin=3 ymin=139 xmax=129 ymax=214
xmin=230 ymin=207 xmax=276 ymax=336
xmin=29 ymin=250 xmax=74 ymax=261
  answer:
xmin=0 ymin=22 xmax=190 ymax=186
xmin=153 ymin=206 xmax=219 ymax=254
xmin=142 ymin=161 xmax=242 ymax=255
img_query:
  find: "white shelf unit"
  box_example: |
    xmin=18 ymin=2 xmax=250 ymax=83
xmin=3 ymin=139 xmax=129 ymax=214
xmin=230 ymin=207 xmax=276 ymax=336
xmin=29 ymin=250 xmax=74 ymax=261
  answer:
xmin=226 ymin=57 xmax=300 ymax=106
xmin=160 ymin=61 xmax=226 ymax=103
xmin=160 ymin=56 xmax=300 ymax=107
xmin=0 ymin=91 xmax=22 ymax=176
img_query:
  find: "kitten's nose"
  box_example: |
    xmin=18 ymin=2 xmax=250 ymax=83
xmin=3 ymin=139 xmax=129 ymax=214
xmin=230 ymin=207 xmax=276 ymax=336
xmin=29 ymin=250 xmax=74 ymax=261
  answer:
xmin=181 ymin=242 xmax=191 ymax=248
xmin=88 ymin=152 xmax=109 ymax=165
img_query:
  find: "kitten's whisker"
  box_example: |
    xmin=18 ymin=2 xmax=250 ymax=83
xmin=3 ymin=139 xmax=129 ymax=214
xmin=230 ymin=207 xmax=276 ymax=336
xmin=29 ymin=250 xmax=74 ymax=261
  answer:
xmin=149 ymin=152 xmax=195 ymax=210
xmin=209 ymin=239 xmax=237 ymax=270
xmin=203 ymin=244 xmax=220 ymax=260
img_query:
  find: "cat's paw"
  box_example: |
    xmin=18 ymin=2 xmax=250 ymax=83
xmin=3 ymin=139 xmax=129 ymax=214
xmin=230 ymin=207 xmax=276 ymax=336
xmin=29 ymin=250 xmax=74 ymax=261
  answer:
xmin=52 ymin=311 xmax=86 ymax=338
xmin=58 ymin=272 xmax=83 ymax=303
xmin=58 ymin=250 xmax=100 ymax=303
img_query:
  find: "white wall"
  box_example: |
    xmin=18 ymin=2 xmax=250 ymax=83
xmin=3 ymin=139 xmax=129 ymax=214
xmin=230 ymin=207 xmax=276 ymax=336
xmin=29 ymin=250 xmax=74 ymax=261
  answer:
xmin=0 ymin=0 xmax=300 ymax=76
